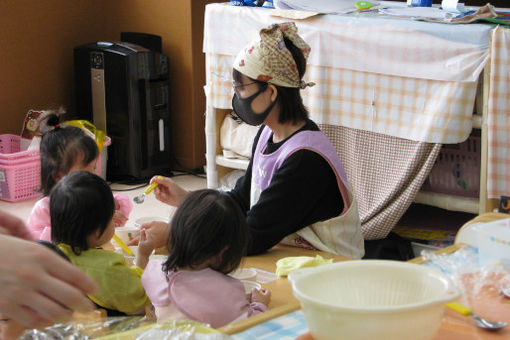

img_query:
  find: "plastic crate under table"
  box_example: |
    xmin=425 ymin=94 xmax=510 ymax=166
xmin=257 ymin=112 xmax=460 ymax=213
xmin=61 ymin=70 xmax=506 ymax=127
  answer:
xmin=421 ymin=134 xmax=481 ymax=198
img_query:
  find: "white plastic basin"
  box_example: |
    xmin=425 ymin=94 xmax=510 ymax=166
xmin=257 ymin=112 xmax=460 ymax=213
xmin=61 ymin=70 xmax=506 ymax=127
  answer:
xmin=288 ymin=260 xmax=459 ymax=340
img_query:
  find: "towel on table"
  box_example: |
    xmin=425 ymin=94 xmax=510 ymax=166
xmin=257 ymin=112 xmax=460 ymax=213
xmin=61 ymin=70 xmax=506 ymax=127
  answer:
xmin=275 ymin=255 xmax=333 ymax=277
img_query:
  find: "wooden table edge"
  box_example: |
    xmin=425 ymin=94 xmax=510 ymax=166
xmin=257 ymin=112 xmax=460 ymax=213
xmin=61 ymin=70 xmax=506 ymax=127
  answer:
xmin=218 ymin=301 xmax=301 ymax=335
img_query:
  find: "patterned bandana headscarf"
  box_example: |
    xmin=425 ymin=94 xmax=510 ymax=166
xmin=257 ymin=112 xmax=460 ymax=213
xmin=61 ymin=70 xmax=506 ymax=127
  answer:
xmin=233 ymin=22 xmax=315 ymax=89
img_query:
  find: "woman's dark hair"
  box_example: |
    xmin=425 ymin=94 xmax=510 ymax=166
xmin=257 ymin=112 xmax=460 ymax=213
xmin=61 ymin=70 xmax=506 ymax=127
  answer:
xmin=40 ymin=114 xmax=99 ymax=195
xmin=50 ymin=171 xmax=114 ymax=255
xmin=233 ymin=37 xmax=309 ymax=124
xmin=162 ymin=189 xmax=248 ymax=274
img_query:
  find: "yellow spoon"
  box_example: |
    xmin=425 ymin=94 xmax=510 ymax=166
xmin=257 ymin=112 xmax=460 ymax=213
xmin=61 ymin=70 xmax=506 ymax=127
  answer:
xmin=133 ymin=181 xmax=159 ymax=204
xmin=112 ymin=234 xmax=134 ymax=256
xmin=446 ymin=302 xmax=507 ymax=331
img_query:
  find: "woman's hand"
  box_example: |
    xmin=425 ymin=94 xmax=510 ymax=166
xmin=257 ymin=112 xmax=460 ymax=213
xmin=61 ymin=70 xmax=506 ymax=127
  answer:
xmin=251 ymin=288 xmax=271 ymax=306
xmin=152 ymin=176 xmax=188 ymax=207
xmin=128 ymin=221 xmax=170 ymax=249
xmin=0 ymin=234 xmax=98 ymax=328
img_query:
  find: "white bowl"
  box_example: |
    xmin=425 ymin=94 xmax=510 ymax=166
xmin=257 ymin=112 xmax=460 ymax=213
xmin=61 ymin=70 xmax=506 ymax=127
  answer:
xmin=115 ymin=226 xmax=140 ymax=244
xmin=288 ymin=260 xmax=459 ymax=340
xmin=134 ymin=216 xmax=170 ymax=228
xmin=229 ymin=268 xmax=257 ymax=281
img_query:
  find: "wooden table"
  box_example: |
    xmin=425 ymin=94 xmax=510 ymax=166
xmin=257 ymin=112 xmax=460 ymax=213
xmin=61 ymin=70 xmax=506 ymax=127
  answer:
xmin=412 ymin=245 xmax=510 ymax=339
xmin=218 ymin=244 xmax=352 ymax=334
xmin=418 ymin=213 xmax=510 ymax=339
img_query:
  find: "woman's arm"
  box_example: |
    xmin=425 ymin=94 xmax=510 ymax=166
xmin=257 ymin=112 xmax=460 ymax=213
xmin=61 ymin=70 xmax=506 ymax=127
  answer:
xmin=152 ymin=176 xmax=189 ymax=207
xmin=244 ymin=150 xmax=343 ymax=254
xmin=226 ymin=159 xmax=253 ymax=213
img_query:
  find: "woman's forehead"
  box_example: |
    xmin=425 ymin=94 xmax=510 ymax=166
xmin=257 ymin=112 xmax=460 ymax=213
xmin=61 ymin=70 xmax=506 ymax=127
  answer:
xmin=239 ymin=73 xmax=251 ymax=82
xmin=233 ymin=70 xmax=251 ymax=83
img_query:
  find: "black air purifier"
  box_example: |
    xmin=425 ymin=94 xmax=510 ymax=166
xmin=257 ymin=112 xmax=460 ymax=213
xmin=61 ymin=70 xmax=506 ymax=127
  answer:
xmin=74 ymin=37 xmax=171 ymax=181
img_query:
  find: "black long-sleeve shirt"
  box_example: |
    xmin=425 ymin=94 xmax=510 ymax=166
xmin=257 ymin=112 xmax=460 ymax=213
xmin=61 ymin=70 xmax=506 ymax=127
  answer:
xmin=227 ymin=119 xmax=343 ymax=255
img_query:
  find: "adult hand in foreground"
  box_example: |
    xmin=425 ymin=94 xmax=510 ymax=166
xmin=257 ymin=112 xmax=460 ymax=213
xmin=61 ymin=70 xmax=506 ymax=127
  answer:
xmin=0 ymin=235 xmax=98 ymax=327
xmin=0 ymin=210 xmax=33 ymax=240
xmin=151 ymin=176 xmax=188 ymax=207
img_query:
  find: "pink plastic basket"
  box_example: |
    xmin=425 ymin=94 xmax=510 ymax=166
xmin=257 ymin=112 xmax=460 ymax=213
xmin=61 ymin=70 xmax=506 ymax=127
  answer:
xmin=421 ymin=133 xmax=481 ymax=198
xmin=96 ymin=136 xmax=111 ymax=179
xmin=0 ymin=134 xmax=41 ymax=202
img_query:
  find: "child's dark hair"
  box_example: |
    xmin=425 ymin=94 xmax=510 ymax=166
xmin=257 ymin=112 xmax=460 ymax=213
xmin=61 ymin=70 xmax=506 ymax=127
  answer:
xmin=40 ymin=114 xmax=99 ymax=195
xmin=232 ymin=37 xmax=308 ymax=124
xmin=162 ymin=189 xmax=247 ymax=274
xmin=50 ymin=171 xmax=114 ymax=255
xmin=37 ymin=240 xmax=71 ymax=261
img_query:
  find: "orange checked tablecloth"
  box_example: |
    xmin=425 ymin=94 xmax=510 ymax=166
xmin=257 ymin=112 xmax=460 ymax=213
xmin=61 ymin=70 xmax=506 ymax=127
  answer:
xmin=488 ymin=27 xmax=510 ymax=199
xmin=203 ymin=3 xmax=509 ymax=198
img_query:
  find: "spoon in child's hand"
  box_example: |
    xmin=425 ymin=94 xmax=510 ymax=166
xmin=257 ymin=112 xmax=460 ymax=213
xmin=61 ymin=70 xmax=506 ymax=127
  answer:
xmin=133 ymin=182 xmax=159 ymax=204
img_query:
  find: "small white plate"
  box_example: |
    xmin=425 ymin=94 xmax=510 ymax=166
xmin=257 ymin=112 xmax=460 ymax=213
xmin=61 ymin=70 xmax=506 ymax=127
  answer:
xmin=115 ymin=226 xmax=140 ymax=244
xmin=134 ymin=216 xmax=170 ymax=228
xmin=229 ymin=268 xmax=257 ymax=281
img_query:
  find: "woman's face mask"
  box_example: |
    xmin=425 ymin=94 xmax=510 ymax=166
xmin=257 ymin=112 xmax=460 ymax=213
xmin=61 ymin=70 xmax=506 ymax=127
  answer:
xmin=231 ymin=84 xmax=277 ymax=126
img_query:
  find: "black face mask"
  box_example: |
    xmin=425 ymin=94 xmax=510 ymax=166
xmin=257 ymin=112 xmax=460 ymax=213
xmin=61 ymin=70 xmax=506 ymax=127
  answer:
xmin=232 ymin=85 xmax=277 ymax=126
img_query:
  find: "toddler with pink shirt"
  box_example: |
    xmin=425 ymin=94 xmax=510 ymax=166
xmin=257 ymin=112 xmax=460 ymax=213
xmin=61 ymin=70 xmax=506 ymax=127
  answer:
xmin=137 ymin=189 xmax=271 ymax=328
xmin=27 ymin=114 xmax=132 ymax=241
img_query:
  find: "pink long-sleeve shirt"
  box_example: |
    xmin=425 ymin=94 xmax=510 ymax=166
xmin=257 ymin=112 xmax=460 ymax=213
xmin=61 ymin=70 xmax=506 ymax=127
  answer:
xmin=142 ymin=259 xmax=267 ymax=328
xmin=27 ymin=194 xmax=132 ymax=241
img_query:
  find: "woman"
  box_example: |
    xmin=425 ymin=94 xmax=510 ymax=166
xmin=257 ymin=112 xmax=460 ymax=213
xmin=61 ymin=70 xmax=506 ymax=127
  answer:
xmin=144 ymin=22 xmax=364 ymax=258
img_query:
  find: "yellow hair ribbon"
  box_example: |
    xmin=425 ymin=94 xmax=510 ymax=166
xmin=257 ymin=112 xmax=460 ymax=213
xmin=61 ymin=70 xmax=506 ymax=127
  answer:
xmin=61 ymin=120 xmax=106 ymax=152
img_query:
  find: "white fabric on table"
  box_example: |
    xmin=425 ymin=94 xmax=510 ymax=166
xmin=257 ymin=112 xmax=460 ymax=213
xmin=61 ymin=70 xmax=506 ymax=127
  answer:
xmin=204 ymin=3 xmax=491 ymax=82
xmin=203 ymin=3 xmax=492 ymax=144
